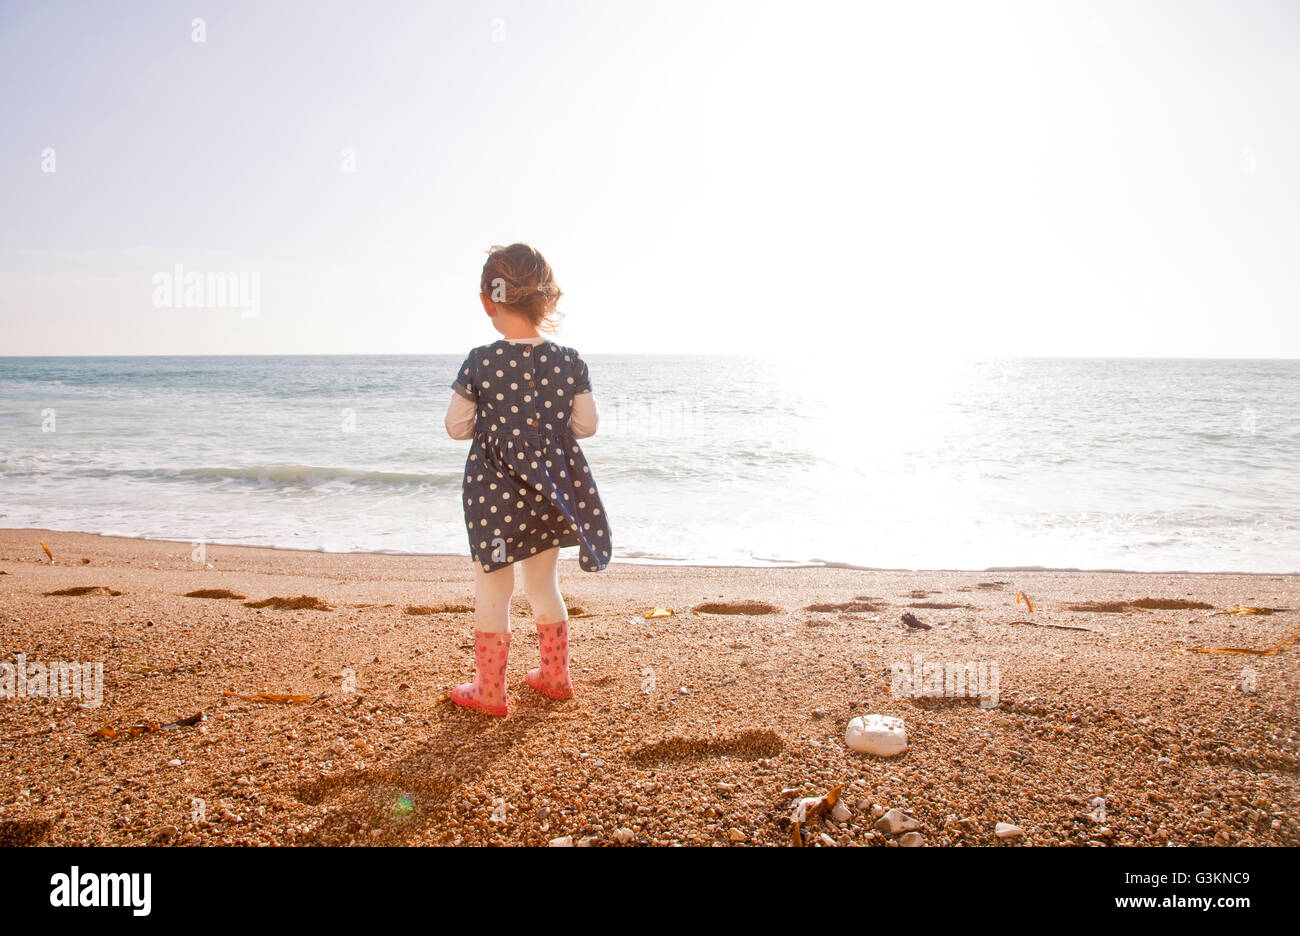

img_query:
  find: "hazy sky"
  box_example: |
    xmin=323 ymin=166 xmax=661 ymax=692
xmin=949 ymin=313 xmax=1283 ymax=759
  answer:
xmin=1 ymin=0 xmax=1297 ymax=357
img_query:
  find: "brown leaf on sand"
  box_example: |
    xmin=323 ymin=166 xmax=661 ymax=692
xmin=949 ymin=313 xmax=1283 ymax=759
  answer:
xmin=222 ymin=690 xmax=320 ymax=704
xmin=91 ymin=727 xmax=117 ymax=740
xmin=1212 ymin=606 xmax=1277 ymax=616
xmin=901 ymin=611 xmax=930 ymax=630
xmin=39 ymin=541 xmax=53 ymax=563
xmin=645 ymin=607 xmax=674 ymax=618
xmin=1173 ymin=627 xmax=1300 ymax=657
xmin=80 ymin=557 xmax=91 ymax=564
xmin=1016 ymin=591 xmax=1034 ymax=613
xmin=790 ymin=783 xmax=845 ymax=847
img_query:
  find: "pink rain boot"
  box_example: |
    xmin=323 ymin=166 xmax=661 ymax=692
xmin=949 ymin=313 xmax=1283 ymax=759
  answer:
xmin=526 ymin=618 xmax=573 ymax=700
xmin=451 ymin=630 xmax=511 ymax=717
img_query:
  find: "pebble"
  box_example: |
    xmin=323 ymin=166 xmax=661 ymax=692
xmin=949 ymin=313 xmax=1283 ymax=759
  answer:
xmin=818 ymin=833 xmax=837 ymax=847
xmin=167 ymin=759 xmax=182 ymax=767
xmin=613 ymin=828 xmax=635 ymax=844
xmin=831 ymin=801 xmax=851 ymax=824
xmin=874 ymin=808 xmax=921 ymax=835
xmin=898 ymin=832 xmax=925 ymax=847
xmin=995 ymin=822 xmax=1025 ymax=839
xmin=549 ymin=835 xmax=574 ymax=847
xmin=577 ymin=836 xmax=599 ymax=847
xmin=728 ymin=828 xmax=746 ymax=842
xmin=845 ymin=714 xmax=909 ymax=757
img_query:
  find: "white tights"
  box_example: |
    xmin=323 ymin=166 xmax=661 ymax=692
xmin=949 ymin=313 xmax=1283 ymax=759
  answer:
xmin=472 ymin=547 xmax=567 ymax=634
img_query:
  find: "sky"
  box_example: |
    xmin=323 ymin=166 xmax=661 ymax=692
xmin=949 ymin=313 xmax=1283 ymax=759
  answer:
xmin=0 ymin=0 xmax=1297 ymax=357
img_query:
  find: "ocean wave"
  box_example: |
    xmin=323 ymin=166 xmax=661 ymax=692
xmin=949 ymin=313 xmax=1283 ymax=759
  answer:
xmin=172 ymin=464 xmax=461 ymax=488
xmin=1 ymin=461 xmax=462 ymax=489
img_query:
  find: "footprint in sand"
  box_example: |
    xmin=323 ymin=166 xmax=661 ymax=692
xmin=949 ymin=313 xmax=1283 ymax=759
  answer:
xmin=244 ymin=595 xmax=332 ymax=611
xmin=695 ymin=600 xmax=781 ymax=615
xmin=804 ymin=600 xmax=881 ymax=613
xmin=1068 ymin=598 xmax=1215 ymax=613
xmin=627 ymin=729 xmax=784 ymax=767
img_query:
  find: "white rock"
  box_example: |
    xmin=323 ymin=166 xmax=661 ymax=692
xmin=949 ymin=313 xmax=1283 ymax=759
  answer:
xmin=548 ymin=835 xmax=574 ymax=847
xmin=167 ymin=759 xmax=182 ymax=767
xmin=612 ymin=828 xmax=635 ymax=844
xmin=818 ymin=833 xmax=837 ymax=847
xmin=874 ymin=808 xmax=921 ymax=835
xmin=898 ymin=832 xmax=925 ymax=847
xmin=845 ymin=714 xmax=908 ymax=757
xmin=995 ymin=822 xmax=1025 ymax=839
xmin=831 ymin=801 xmax=852 ymax=824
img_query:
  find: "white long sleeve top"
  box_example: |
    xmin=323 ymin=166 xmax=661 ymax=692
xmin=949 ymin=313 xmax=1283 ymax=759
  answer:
xmin=444 ymin=335 xmax=599 ymax=440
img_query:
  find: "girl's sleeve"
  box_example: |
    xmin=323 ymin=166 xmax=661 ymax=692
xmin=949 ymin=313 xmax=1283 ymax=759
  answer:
xmin=569 ymin=390 xmax=599 ymax=439
xmin=571 ymin=353 xmax=592 ymax=395
xmin=444 ymin=391 xmax=477 ymax=440
xmin=451 ymin=354 xmax=478 ymax=402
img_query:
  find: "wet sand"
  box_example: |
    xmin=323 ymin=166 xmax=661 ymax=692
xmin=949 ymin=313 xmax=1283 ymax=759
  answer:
xmin=0 ymin=529 xmax=1296 ymax=847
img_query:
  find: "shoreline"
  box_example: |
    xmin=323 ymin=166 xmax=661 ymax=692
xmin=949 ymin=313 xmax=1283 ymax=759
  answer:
xmin=1 ymin=528 xmax=1296 ymax=847
xmin=5 ymin=528 xmax=1297 ymax=578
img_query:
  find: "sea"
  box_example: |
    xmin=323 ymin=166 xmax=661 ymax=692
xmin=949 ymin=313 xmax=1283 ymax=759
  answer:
xmin=1 ymin=355 xmax=1297 ymax=573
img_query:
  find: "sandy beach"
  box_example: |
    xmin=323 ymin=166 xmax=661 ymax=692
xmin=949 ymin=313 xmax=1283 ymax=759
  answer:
xmin=0 ymin=528 xmax=1295 ymax=847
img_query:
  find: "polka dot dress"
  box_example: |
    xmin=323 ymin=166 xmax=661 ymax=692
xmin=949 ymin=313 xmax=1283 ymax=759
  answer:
xmin=452 ymin=339 xmax=612 ymax=574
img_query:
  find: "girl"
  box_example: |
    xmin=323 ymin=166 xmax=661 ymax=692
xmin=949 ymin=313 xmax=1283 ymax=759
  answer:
xmin=444 ymin=243 xmax=612 ymax=716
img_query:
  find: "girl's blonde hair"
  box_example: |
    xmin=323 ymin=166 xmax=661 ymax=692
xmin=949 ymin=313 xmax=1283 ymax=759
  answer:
xmin=480 ymin=243 xmax=563 ymax=333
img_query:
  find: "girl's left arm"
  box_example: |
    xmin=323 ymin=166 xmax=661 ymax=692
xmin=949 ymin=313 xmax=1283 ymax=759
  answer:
xmin=569 ymin=391 xmax=599 ymax=439
xmin=444 ymin=391 xmax=476 ymax=440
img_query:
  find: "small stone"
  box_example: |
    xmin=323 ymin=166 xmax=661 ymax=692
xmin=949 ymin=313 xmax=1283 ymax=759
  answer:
xmin=613 ymin=828 xmax=635 ymax=844
xmin=845 ymin=714 xmax=909 ymax=757
xmin=818 ymin=833 xmax=837 ymax=847
xmin=898 ymin=832 xmax=925 ymax=847
xmin=728 ymin=828 xmax=746 ymax=842
xmin=577 ymin=836 xmax=599 ymax=847
xmin=812 ymin=708 xmax=828 ymax=719
xmin=874 ymin=808 xmax=921 ymax=835
xmin=995 ymin=822 xmax=1025 ymax=839
xmin=831 ymin=801 xmax=851 ymax=824
xmin=548 ymin=835 xmax=574 ymax=847
xmin=167 ymin=759 xmax=182 ymax=767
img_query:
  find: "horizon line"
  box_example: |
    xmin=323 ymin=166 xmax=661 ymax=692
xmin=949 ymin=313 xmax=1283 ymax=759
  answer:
xmin=1 ymin=352 xmax=1299 ymax=361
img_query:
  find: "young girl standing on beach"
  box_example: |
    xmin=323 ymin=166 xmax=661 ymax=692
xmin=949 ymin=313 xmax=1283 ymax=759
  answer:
xmin=443 ymin=244 xmax=612 ymax=716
